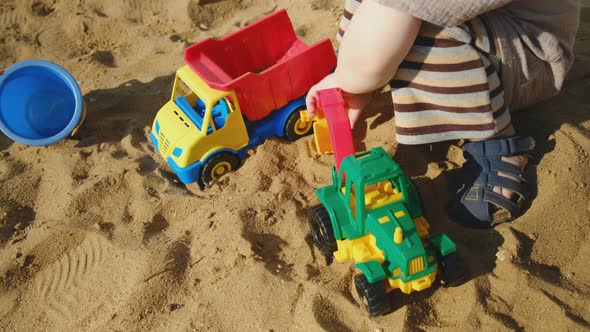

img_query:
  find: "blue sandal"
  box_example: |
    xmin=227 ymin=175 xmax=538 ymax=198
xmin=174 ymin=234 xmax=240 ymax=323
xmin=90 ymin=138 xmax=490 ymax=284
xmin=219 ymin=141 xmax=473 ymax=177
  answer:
xmin=450 ymin=136 xmax=535 ymax=228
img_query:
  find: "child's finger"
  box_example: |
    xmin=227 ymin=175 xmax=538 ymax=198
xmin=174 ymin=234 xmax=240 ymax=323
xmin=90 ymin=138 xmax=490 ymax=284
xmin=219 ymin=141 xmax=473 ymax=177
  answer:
xmin=305 ymin=90 xmax=314 ymax=110
xmin=306 ymin=94 xmax=316 ymax=116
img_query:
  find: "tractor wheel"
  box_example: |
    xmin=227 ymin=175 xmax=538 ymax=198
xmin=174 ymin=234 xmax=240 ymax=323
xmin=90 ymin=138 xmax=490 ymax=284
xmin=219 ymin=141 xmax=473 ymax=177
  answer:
xmin=438 ymin=252 xmax=467 ymax=287
xmin=200 ymin=152 xmax=241 ymax=187
xmin=308 ymin=204 xmax=337 ymax=262
xmin=354 ymin=274 xmax=391 ymax=317
xmin=283 ymin=108 xmax=313 ymax=141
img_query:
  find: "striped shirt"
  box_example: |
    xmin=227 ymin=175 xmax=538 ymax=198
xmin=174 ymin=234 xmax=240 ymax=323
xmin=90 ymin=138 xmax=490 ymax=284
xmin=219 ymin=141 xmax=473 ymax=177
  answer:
xmin=337 ymin=0 xmax=580 ymax=144
xmin=372 ymin=0 xmax=581 ymax=111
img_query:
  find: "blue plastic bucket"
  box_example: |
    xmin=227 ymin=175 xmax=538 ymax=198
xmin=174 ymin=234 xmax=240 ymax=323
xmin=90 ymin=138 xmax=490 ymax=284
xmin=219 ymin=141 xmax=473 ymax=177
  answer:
xmin=0 ymin=60 xmax=85 ymax=146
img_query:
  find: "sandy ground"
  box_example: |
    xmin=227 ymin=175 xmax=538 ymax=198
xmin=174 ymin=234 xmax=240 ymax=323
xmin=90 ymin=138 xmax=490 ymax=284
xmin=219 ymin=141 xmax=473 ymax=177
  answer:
xmin=1 ymin=0 xmax=589 ymax=331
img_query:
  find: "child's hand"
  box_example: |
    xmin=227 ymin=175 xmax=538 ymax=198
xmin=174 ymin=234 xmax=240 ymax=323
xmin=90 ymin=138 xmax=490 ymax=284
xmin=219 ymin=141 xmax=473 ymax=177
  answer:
xmin=305 ymin=73 xmax=373 ymax=128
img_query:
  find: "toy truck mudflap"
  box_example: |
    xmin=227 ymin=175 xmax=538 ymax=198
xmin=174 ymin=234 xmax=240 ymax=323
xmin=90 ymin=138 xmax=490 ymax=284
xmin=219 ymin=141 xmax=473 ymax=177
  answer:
xmin=428 ymin=233 xmax=457 ymax=257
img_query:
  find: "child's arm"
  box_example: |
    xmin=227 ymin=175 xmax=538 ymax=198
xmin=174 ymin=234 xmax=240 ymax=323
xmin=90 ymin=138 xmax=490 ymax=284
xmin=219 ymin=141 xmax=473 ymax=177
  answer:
xmin=336 ymin=0 xmax=421 ymax=94
xmin=306 ymin=0 xmax=421 ymax=126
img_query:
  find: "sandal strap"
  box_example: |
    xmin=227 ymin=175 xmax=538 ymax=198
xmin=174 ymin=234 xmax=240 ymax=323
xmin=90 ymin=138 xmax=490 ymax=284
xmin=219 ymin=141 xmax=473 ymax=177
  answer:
xmin=463 ymin=136 xmax=535 ymax=158
xmin=488 ymin=159 xmax=526 ymax=180
xmin=484 ymin=190 xmax=521 ymax=218
xmin=486 ymin=174 xmax=527 ymax=198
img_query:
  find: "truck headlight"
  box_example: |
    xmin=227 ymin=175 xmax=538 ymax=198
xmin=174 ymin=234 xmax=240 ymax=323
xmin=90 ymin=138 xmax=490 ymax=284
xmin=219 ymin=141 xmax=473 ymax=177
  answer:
xmin=154 ymin=120 xmax=160 ymax=134
xmin=172 ymin=147 xmax=183 ymax=158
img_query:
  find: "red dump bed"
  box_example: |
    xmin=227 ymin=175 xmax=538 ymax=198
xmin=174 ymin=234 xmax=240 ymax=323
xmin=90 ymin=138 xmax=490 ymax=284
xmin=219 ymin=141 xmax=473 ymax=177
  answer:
xmin=184 ymin=9 xmax=336 ymax=121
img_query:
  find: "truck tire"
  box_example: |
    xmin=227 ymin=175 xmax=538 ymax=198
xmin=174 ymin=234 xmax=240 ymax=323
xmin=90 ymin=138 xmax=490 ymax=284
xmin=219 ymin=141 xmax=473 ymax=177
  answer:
xmin=308 ymin=204 xmax=337 ymax=262
xmin=354 ymin=273 xmax=392 ymax=317
xmin=438 ymin=252 xmax=467 ymax=287
xmin=200 ymin=152 xmax=241 ymax=187
xmin=283 ymin=108 xmax=313 ymax=141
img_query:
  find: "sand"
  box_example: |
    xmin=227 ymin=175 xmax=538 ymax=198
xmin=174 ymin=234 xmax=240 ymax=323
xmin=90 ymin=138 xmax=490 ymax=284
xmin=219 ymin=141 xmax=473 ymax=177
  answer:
xmin=0 ymin=0 xmax=589 ymax=331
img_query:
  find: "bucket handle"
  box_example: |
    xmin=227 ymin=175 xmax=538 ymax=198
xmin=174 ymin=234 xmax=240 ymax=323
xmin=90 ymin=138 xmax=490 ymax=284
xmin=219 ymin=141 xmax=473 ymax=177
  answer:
xmin=71 ymin=102 xmax=87 ymax=136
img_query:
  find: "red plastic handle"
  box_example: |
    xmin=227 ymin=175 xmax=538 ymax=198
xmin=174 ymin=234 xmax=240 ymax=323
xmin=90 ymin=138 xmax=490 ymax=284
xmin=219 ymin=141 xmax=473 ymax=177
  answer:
xmin=316 ymin=88 xmax=355 ymax=171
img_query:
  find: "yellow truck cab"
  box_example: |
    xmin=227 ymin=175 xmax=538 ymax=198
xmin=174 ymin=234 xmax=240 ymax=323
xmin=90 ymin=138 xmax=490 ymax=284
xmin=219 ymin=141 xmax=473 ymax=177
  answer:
xmin=152 ymin=65 xmax=249 ymax=184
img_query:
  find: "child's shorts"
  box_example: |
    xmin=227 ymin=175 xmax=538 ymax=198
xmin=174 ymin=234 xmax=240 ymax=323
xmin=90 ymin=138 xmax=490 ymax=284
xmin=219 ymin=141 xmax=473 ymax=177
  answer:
xmin=339 ymin=0 xmax=512 ymax=145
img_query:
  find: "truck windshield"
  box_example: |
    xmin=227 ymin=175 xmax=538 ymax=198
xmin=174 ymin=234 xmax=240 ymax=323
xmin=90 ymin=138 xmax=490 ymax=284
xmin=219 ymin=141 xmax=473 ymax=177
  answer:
xmin=172 ymin=76 xmax=231 ymax=134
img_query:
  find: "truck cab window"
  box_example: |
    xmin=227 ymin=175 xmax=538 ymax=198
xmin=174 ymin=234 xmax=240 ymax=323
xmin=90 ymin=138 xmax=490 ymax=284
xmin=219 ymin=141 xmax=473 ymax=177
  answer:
xmin=173 ymin=77 xmax=205 ymax=116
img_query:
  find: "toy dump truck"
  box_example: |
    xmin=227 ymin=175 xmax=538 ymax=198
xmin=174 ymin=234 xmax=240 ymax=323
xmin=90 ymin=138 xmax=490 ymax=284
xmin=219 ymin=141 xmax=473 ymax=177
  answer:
xmin=306 ymin=89 xmax=464 ymax=316
xmin=150 ymin=9 xmax=336 ymax=186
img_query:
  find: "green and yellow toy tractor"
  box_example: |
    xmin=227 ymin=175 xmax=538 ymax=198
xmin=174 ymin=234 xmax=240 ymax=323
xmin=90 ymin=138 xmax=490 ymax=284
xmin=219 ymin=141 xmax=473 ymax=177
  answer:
xmin=306 ymin=89 xmax=464 ymax=316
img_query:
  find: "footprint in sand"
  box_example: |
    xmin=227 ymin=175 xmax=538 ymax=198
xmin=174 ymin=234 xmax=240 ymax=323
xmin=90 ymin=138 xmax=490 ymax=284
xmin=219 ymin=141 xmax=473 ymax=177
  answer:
xmin=0 ymin=200 xmax=35 ymax=246
xmin=31 ymin=2 xmax=55 ymax=17
xmin=311 ymin=295 xmax=354 ymax=332
xmin=240 ymin=207 xmax=296 ymax=280
xmin=120 ymin=0 xmax=166 ymax=23
xmin=0 ymin=3 xmax=28 ymax=28
xmin=32 ymin=234 xmax=143 ymax=329
xmin=188 ymin=0 xmax=275 ymax=29
xmin=143 ymin=212 xmax=169 ymax=243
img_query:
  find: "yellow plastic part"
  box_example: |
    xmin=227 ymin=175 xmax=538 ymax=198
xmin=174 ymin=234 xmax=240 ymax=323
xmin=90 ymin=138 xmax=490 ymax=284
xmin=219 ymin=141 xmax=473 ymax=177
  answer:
xmin=153 ymin=66 xmax=250 ymax=167
xmin=300 ymin=110 xmax=333 ymax=154
xmin=365 ymin=181 xmax=403 ymax=211
xmin=333 ymin=213 xmax=437 ymax=294
xmin=387 ymin=270 xmax=437 ymax=294
xmin=408 ymin=257 xmax=425 ymax=274
xmin=413 ymin=216 xmax=431 ymax=239
xmin=293 ymin=113 xmax=313 ymax=135
xmin=345 ymin=180 xmax=404 ymax=212
xmin=378 ymin=216 xmax=390 ymax=224
xmin=299 ymin=110 xmax=311 ymax=123
xmin=210 ymin=161 xmax=232 ymax=180
xmin=71 ymin=102 xmax=87 ymax=136
xmin=334 ymin=234 xmax=385 ymax=264
xmin=394 ymin=227 xmax=403 ymax=244
xmin=336 ymin=230 xmax=437 ymax=294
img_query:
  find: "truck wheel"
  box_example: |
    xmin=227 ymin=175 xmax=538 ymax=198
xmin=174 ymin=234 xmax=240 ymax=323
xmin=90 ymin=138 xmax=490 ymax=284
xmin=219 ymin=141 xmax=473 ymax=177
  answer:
xmin=200 ymin=152 xmax=241 ymax=186
xmin=354 ymin=273 xmax=391 ymax=317
xmin=284 ymin=108 xmax=313 ymax=141
xmin=438 ymin=252 xmax=467 ymax=287
xmin=308 ymin=204 xmax=337 ymax=262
